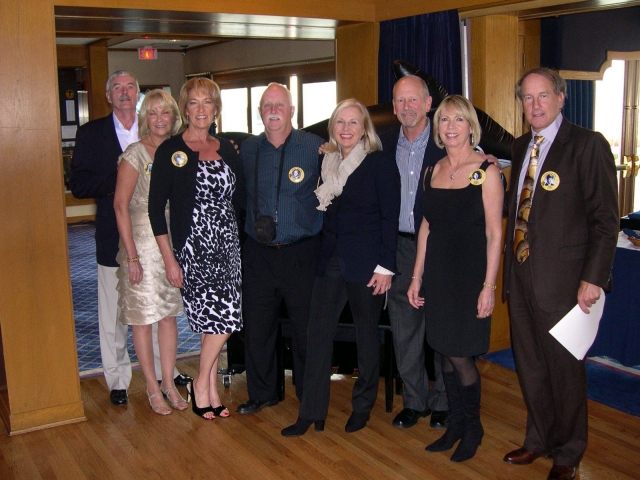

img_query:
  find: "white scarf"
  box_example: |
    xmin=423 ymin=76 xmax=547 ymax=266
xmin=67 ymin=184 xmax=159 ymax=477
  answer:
xmin=315 ymin=141 xmax=368 ymax=211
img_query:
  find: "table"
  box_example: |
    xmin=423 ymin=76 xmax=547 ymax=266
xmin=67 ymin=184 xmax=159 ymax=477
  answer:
xmin=588 ymin=233 xmax=640 ymax=367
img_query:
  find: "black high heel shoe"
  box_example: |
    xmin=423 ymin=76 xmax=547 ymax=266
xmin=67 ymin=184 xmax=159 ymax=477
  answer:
xmin=345 ymin=411 xmax=370 ymax=433
xmin=211 ymin=405 xmax=230 ymax=418
xmin=187 ymin=380 xmax=215 ymax=420
xmin=281 ymin=418 xmax=325 ymax=437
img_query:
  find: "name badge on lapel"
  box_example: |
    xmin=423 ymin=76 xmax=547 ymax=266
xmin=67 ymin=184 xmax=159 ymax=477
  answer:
xmin=171 ymin=151 xmax=188 ymax=167
xmin=540 ymin=171 xmax=560 ymax=191
xmin=469 ymin=169 xmax=486 ymax=186
xmin=289 ymin=167 xmax=304 ymax=183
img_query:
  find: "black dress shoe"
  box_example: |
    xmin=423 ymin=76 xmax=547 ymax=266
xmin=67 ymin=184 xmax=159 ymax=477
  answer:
xmin=236 ymin=398 xmax=278 ymax=414
xmin=547 ymin=465 xmax=577 ymax=480
xmin=157 ymin=373 xmax=193 ymax=387
xmin=430 ymin=410 xmax=450 ymax=429
xmin=110 ymin=389 xmax=128 ymax=406
xmin=503 ymin=447 xmax=551 ymax=465
xmin=345 ymin=411 xmax=370 ymax=433
xmin=392 ymin=408 xmax=431 ymax=429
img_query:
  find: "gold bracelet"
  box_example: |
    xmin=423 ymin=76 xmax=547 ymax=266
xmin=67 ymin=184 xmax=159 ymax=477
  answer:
xmin=126 ymin=255 xmax=140 ymax=263
xmin=483 ymin=282 xmax=496 ymax=290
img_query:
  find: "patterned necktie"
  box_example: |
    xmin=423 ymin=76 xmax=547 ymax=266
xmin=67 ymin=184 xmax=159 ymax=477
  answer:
xmin=513 ymin=135 xmax=544 ymax=263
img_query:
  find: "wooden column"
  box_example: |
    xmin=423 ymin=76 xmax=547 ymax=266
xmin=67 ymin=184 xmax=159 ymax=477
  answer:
xmin=336 ymin=22 xmax=379 ymax=106
xmin=88 ymin=40 xmax=110 ymax=120
xmin=0 ymin=0 xmax=85 ymax=434
xmin=469 ymin=14 xmax=520 ymax=352
xmin=470 ymin=14 xmax=519 ymax=137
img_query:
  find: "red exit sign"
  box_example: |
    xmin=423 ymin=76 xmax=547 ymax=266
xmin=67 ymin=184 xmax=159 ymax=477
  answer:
xmin=138 ymin=47 xmax=157 ymax=60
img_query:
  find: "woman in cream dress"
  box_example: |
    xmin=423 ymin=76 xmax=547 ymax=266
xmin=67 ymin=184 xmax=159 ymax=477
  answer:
xmin=114 ymin=89 xmax=186 ymax=415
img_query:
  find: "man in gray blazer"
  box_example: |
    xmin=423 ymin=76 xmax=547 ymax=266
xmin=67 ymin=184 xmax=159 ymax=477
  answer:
xmin=502 ymin=68 xmax=618 ymax=480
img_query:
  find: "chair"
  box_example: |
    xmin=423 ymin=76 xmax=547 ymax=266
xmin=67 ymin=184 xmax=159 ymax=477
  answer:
xmin=276 ymin=304 xmax=398 ymax=412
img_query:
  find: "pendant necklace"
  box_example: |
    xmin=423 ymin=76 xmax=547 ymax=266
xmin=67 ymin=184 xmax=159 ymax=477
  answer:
xmin=448 ymin=150 xmax=474 ymax=181
xmin=448 ymin=162 xmax=462 ymax=180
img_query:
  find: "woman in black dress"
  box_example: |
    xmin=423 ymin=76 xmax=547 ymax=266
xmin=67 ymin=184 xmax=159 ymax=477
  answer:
xmin=408 ymin=95 xmax=503 ymax=462
xmin=149 ymin=78 xmax=245 ymax=420
xmin=281 ymin=98 xmax=400 ymax=437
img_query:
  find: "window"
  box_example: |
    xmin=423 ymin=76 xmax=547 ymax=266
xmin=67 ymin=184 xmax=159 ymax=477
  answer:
xmin=302 ymin=81 xmax=336 ymax=127
xmin=219 ymin=88 xmax=249 ymax=132
xmin=214 ymin=61 xmax=335 ymax=134
xmin=594 ymin=57 xmax=640 ymax=214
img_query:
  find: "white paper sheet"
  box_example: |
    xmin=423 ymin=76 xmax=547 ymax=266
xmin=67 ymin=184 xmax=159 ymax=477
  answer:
xmin=548 ymin=289 xmax=605 ymax=360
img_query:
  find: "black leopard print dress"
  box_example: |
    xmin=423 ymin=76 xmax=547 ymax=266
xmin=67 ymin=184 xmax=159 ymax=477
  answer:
xmin=176 ymin=160 xmax=242 ymax=334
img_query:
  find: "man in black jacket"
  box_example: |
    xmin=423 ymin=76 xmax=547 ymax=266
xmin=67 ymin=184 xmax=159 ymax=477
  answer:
xmin=380 ymin=75 xmax=450 ymax=430
xmin=69 ymin=71 xmax=189 ymax=406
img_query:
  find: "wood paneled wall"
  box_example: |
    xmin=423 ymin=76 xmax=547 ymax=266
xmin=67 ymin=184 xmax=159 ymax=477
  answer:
xmin=56 ymin=45 xmax=87 ymax=68
xmin=336 ymin=23 xmax=379 ymax=105
xmin=88 ymin=41 xmax=110 ymax=121
xmin=469 ymin=14 xmax=520 ymax=137
xmin=0 ymin=0 xmax=85 ymax=434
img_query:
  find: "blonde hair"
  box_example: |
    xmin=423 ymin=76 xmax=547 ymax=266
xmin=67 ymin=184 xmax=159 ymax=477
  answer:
xmin=326 ymin=98 xmax=381 ymax=154
xmin=433 ymin=95 xmax=481 ymax=149
xmin=178 ymin=77 xmax=222 ymax=126
xmin=137 ymin=89 xmax=182 ymax=138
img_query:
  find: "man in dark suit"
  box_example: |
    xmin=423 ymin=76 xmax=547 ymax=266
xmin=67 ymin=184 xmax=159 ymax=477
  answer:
xmin=69 ymin=71 xmax=188 ymax=406
xmin=502 ymin=68 xmax=618 ymax=480
xmin=380 ymin=75 xmax=449 ymax=430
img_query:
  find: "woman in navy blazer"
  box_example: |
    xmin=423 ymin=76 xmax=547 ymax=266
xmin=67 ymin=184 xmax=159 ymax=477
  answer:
xmin=281 ymin=99 xmax=401 ymax=437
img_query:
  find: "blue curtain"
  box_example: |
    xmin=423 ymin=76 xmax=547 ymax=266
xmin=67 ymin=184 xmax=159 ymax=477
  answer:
xmin=564 ymin=80 xmax=594 ymax=129
xmin=378 ymin=10 xmax=463 ymax=104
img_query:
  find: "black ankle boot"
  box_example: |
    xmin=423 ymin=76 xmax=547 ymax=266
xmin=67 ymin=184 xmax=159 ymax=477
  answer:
xmin=345 ymin=411 xmax=370 ymax=433
xmin=450 ymin=381 xmax=483 ymax=462
xmin=281 ymin=418 xmax=325 ymax=437
xmin=426 ymin=372 xmax=464 ymax=452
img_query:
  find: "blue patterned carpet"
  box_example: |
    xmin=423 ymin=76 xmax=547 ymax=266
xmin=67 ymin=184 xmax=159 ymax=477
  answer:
xmin=482 ymin=348 xmax=640 ymax=418
xmin=68 ymin=222 xmax=201 ymax=378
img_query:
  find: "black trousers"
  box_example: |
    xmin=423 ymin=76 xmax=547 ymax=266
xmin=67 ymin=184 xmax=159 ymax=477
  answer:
xmin=509 ymin=257 xmax=588 ymax=467
xmin=242 ymin=235 xmax=320 ymax=402
xmin=299 ymin=255 xmax=384 ymax=421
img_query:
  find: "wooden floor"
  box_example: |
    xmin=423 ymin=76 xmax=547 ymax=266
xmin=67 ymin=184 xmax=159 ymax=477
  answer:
xmin=1 ymin=358 xmax=638 ymax=479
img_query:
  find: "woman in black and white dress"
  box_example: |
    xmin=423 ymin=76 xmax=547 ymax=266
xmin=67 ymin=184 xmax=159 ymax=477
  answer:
xmin=149 ymin=78 xmax=245 ymax=420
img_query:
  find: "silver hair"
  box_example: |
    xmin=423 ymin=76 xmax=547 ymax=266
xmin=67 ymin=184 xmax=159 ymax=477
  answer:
xmin=106 ymin=70 xmax=140 ymax=93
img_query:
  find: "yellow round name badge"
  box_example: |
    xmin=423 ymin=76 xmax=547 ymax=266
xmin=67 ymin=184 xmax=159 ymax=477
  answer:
xmin=289 ymin=167 xmax=304 ymax=183
xmin=171 ymin=151 xmax=188 ymax=167
xmin=143 ymin=161 xmax=153 ymax=175
xmin=469 ymin=169 xmax=486 ymax=186
xmin=540 ymin=171 xmax=560 ymax=191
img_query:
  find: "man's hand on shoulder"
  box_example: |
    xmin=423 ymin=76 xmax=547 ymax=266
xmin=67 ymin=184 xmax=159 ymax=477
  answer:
xmin=577 ymin=280 xmax=602 ymax=314
xmin=481 ymin=153 xmax=499 ymax=166
xmin=318 ymin=141 xmax=330 ymax=155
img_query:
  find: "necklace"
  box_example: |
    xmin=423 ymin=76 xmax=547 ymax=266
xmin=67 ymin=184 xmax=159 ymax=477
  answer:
xmin=448 ymin=163 xmax=462 ymax=180
xmin=447 ymin=150 xmax=474 ymax=181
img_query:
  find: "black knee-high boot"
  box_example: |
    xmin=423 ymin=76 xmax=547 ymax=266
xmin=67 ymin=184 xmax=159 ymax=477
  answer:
xmin=425 ymin=372 xmax=464 ymax=452
xmin=450 ymin=380 xmax=483 ymax=462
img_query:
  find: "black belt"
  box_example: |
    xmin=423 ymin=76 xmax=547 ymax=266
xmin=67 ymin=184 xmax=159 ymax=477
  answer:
xmin=265 ymin=236 xmax=312 ymax=249
xmin=397 ymin=231 xmax=416 ymax=241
